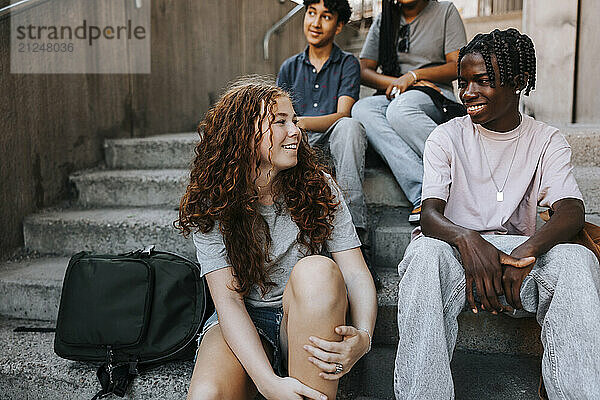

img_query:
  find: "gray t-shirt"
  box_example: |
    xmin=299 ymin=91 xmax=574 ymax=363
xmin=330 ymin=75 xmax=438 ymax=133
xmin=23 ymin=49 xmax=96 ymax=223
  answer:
xmin=360 ymin=1 xmax=466 ymax=91
xmin=193 ymin=177 xmax=361 ymax=308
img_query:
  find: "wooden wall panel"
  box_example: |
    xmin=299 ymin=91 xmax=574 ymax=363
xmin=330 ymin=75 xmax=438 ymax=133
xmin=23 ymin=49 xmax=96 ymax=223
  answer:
xmin=0 ymin=2 xmax=132 ymax=257
xmin=129 ymin=0 xmax=243 ymax=136
xmin=575 ymin=0 xmax=600 ymax=123
xmin=522 ymin=0 xmax=578 ymax=124
xmin=128 ymin=0 xmax=308 ymax=136
xmin=462 ymin=11 xmax=522 ymax=41
xmin=240 ymin=1 xmax=306 ymax=76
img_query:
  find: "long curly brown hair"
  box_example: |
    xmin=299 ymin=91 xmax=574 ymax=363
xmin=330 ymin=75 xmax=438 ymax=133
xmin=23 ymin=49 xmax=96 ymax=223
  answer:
xmin=176 ymin=78 xmax=339 ymax=296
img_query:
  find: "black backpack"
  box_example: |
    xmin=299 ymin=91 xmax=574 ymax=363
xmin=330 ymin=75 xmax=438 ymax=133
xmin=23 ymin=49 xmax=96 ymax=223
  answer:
xmin=54 ymin=245 xmax=213 ymax=399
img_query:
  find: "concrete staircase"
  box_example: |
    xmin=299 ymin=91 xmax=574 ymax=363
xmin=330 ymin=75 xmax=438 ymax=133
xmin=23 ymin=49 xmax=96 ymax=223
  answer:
xmin=1 ymin=124 xmax=599 ymax=399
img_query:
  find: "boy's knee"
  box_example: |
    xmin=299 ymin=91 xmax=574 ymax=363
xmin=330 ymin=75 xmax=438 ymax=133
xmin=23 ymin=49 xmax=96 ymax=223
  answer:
xmin=334 ymin=117 xmax=365 ymax=133
xmin=352 ymin=97 xmax=377 ymax=120
xmin=386 ymin=99 xmax=415 ymax=122
xmin=408 ymin=236 xmax=454 ymax=258
xmin=331 ymin=117 xmax=366 ymax=144
xmin=400 ymin=237 xmax=456 ymax=274
xmin=546 ymin=243 xmax=598 ymax=276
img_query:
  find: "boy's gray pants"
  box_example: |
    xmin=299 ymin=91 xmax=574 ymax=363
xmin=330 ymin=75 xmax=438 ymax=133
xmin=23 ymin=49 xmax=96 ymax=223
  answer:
xmin=395 ymin=234 xmax=600 ymax=400
xmin=307 ymin=117 xmax=367 ymax=230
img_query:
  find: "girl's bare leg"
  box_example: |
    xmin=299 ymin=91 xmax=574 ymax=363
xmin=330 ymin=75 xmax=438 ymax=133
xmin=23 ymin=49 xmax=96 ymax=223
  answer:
xmin=282 ymin=255 xmax=348 ymax=400
xmin=187 ymin=324 xmax=272 ymax=400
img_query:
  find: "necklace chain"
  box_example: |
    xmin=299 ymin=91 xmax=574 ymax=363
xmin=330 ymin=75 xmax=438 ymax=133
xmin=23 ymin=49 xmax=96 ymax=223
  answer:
xmin=476 ymin=115 xmax=522 ymax=199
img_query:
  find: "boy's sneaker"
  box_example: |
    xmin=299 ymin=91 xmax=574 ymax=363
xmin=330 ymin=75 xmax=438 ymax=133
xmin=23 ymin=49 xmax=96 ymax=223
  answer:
xmin=408 ymin=205 xmax=421 ymax=225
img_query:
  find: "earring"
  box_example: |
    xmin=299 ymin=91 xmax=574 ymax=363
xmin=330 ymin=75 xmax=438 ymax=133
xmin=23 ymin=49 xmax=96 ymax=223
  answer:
xmin=515 ymin=89 xmax=521 ymax=95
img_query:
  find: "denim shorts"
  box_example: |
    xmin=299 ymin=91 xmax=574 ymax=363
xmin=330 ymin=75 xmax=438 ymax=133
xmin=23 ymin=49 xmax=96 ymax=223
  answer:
xmin=196 ymin=304 xmax=285 ymax=376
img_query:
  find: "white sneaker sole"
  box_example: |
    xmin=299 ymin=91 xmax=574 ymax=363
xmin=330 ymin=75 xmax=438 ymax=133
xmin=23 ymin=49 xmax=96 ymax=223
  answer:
xmin=408 ymin=214 xmax=420 ymax=223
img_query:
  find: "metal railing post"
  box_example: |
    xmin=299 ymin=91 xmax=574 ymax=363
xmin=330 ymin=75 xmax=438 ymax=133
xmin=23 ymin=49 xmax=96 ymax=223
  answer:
xmin=263 ymin=2 xmax=304 ymax=60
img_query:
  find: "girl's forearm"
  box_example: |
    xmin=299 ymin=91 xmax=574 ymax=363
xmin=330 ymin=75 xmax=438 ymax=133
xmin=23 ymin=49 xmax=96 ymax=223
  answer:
xmin=334 ymin=248 xmax=377 ymax=336
xmin=361 ymin=61 xmax=458 ymax=91
xmin=360 ymin=67 xmax=396 ymax=91
xmin=412 ymin=61 xmax=458 ymax=85
xmin=346 ymin=268 xmax=377 ymax=337
xmin=217 ymin=299 xmax=276 ymax=390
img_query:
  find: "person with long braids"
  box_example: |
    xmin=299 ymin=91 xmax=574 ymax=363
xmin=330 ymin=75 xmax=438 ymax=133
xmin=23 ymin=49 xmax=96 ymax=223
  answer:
xmin=352 ymin=0 xmax=466 ymax=224
xmin=394 ymin=29 xmax=600 ymax=399
xmin=178 ymin=78 xmax=377 ymax=400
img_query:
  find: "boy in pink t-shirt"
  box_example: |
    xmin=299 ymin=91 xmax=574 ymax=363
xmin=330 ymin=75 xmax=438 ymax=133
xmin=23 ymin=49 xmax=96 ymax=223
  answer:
xmin=394 ymin=29 xmax=600 ymax=399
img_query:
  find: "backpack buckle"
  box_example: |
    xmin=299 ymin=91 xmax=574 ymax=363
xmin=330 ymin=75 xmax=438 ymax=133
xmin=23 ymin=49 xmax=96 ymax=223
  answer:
xmin=141 ymin=245 xmax=155 ymax=256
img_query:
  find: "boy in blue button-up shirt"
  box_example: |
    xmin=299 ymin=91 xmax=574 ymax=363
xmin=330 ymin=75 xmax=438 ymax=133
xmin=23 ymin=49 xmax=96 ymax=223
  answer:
xmin=277 ymin=1 xmax=372 ymax=283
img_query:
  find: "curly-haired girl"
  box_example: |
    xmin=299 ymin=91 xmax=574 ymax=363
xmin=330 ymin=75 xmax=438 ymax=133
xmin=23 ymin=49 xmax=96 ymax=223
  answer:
xmin=177 ymin=78 xmax=377 ymax=400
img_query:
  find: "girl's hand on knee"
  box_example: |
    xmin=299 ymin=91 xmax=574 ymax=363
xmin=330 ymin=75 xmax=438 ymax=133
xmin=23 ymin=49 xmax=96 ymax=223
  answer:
xmin=260 ymin=376 xmax=327 ymax=400
xmin=304 ymin=326 xmax=370 ymax=380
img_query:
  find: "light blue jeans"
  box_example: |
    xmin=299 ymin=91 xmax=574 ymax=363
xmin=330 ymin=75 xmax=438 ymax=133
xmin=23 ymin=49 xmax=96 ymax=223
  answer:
xmin=308 ymin=117 xmax=368 ymax=230
xmin=395 ymin=235 xmax=600 ymax=399
xmin=352 ymin=88 xmax=455 ymax=207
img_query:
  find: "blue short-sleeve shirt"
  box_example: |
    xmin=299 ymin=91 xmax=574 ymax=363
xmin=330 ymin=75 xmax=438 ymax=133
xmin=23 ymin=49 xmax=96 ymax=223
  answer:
xmin=276 ymin=43 xmax=361 ymax=117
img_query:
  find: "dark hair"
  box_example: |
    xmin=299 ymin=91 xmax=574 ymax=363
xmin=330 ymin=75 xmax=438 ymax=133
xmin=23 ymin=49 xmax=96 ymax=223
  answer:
xmin=176 ymin=77 xmax=339 ymax=297
xmin=379 ymin=0 xmax=433 ymax=77
xmin=458 ymin=28 xmax=536 ymax=95
xmin=304 ymin=0 xmax=352 ymax=24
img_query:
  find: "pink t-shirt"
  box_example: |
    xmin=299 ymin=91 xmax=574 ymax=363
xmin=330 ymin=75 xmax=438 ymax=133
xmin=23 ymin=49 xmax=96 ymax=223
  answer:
xmin=420 ymin=114 xmax=583 ymax=237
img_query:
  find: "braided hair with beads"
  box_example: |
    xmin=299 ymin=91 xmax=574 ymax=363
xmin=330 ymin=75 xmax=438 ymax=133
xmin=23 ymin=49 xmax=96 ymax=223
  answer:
xmin=458 ymin=28 xmax=536 ymax=95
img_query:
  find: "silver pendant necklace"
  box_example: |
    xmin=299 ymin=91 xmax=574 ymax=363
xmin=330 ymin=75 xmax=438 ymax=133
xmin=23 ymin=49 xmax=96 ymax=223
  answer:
xmin=476 ymin=115 xmax=522 ymax=202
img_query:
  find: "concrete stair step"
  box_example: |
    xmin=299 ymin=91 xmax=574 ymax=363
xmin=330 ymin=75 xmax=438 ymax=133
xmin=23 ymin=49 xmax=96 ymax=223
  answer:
xmin=559 ymin=124 xmax=600 ymax=167
xmin=70 ymin=169 xmax=188 ymax=208
xmin=69 ymin=162 xmax=599 ymax=212
xmin=0 ymin=257 xmax=68 ymax=322
xmin=370 ymin=208 xmax=413 ymax=269
xmin=103 ymin=128 xmax=600 ymax=170
xmin=104 ymin=133 xmax=197 ymax=169
xmin=22 ymin=207 xmax=410 ymax=268
xmin=574 ymin=166 xmax=600 ymax=213
xmin=23 ymin=208 xmax=194 ymax=259
xmin=20 ymin=205 xmax=600 ymax=301
xmin=343 ymin=33 xmax=368 ymax=56
xmin=353 ymin=346 xmax=541 ymax=400
xmin=0 ymin=256 xmax=543 ymax=359
xmin=0 ymin=317 xmax=541 ymax=400
xmin=0 ymin=316 xmax=192 ymax=400
xmin=70 ymin=167 xmax=410 ymax=208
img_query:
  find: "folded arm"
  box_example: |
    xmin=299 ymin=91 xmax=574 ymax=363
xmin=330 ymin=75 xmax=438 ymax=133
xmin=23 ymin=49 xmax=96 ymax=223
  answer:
xmin=298 ymin=96 xmax=356 ymax=133
xmin=511 ymin=198 xmax=585 ymax=259
xmin=421 ymin=198 xmax=535 ymax=313
xmin=359 ymin=50 xmax=459 ymax=97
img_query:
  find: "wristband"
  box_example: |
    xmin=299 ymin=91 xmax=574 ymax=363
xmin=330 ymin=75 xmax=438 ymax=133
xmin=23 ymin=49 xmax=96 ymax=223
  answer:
xmin=357 ymin=327 xmax=372 ymax=353
xmin=408 ymin=70 xmax=418 ymax=83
